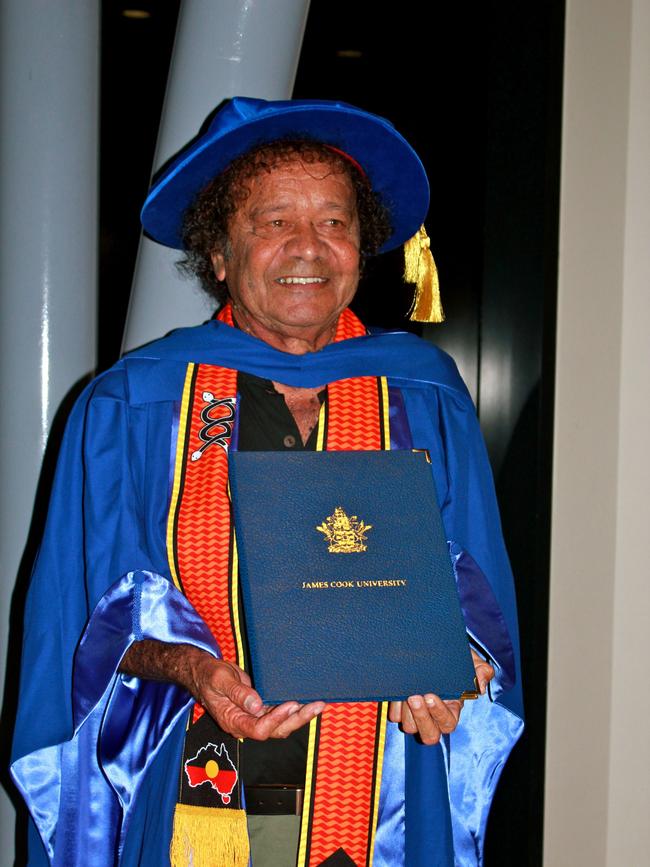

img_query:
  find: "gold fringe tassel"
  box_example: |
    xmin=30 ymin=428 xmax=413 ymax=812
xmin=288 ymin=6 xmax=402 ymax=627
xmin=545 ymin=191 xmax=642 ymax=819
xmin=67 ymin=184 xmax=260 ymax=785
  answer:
xmin=170 ymin=804 xmax=250 ymax=867
xmin=403 ymin=225 xmax=444 ymax=323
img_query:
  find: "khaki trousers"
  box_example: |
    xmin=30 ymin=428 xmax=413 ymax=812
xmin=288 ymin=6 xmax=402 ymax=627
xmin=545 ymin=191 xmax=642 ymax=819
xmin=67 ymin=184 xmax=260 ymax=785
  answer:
xmin=247 ymin=815 xmax=301 ymax=867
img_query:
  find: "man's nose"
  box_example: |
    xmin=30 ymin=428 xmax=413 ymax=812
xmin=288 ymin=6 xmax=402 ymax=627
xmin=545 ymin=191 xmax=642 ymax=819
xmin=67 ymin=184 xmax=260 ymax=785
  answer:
xmin=283 ymin=220 xmax=327 ymax=260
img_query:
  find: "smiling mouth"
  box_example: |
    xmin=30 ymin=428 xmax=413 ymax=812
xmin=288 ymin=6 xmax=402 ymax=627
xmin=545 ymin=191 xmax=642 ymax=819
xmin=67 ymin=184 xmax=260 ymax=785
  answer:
xmin=276 ymin=277 xmax=328 ymax=285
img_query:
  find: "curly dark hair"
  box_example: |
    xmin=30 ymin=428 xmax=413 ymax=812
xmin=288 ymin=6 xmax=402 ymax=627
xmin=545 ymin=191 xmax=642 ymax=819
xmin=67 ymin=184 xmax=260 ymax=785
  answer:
xmin=178 ymin=138 xmax=392 ymax=303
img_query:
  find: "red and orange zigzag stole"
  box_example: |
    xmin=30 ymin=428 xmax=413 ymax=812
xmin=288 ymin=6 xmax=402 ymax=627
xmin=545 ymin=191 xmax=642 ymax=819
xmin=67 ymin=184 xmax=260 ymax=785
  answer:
xmin=168 ymin=303 xmax=391 ymax=863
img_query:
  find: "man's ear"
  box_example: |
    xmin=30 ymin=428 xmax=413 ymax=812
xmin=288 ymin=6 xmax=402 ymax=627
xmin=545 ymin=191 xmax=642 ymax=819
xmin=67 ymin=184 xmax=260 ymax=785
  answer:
xmin=210 ymin=251 xmax=227 ymax=282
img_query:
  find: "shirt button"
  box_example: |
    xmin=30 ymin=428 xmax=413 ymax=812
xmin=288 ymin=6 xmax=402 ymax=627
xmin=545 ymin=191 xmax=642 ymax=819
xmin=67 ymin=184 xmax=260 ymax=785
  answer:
xmin=283 ymin=435 xmax=296 ymax=448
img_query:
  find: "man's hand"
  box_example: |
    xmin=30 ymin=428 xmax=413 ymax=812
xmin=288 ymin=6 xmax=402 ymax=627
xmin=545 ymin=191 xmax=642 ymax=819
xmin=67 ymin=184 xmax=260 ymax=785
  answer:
xmin=387 ymin=649 xmax=494 ymax=745
xmin=188 ymin=651 xmax=325 ymax=740
xmin=120 ymin=640 xmax=325 ymax=740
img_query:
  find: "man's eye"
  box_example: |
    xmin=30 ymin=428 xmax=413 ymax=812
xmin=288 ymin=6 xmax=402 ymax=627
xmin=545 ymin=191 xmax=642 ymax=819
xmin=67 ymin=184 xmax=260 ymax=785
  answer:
xmin=253 ymin=219 xmax=287 ymax=235
xmin=325 ymin=218 xmax=344 ymax=227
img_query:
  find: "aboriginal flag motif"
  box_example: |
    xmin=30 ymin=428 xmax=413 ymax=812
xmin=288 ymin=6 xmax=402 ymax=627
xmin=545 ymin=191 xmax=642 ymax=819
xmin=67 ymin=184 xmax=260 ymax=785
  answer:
xmin=179 ymin=712 xmax=242 ymax=810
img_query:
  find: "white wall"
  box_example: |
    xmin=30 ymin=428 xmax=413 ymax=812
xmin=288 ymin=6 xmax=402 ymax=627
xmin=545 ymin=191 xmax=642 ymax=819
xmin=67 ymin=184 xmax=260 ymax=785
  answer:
xmin=545 ymin=0 xmax=650 ymax=864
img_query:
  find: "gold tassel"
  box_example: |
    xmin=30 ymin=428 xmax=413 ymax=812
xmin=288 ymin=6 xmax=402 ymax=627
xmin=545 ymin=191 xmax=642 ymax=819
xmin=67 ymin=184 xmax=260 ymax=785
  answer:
xmin=403 ymin=225 xmax=444 ymax=323
xmin=170 ymin=804 xmax=250 ymax=867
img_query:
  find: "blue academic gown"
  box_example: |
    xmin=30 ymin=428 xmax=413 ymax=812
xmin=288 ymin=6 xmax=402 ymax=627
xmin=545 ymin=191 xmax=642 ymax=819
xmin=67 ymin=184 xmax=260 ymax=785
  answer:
xmin=10 ymin=320 xmax=523 ymax=866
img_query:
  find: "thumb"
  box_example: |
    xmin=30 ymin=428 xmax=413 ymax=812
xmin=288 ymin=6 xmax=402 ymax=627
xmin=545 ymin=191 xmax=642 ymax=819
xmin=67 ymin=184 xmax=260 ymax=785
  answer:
xmin=215 ymin=662 xmax=263 ymax=714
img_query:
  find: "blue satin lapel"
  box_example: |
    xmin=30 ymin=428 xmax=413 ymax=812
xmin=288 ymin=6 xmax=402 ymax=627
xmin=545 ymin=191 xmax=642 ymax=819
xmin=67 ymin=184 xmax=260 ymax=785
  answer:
xmin=449 ymin=543 xmax=516 ymax=694
xmin=388 ymin=386 xmax=413 ymax=450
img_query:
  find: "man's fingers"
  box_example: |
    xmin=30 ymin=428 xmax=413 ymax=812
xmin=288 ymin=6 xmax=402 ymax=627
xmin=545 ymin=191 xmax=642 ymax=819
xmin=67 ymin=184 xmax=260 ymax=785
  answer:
xmin=268 ymin=702 xmax=326 ymax=739
xmin=390 ymin=696 xmax=461 ymax=740
xmin=444 ymin=699 xmax=464 ymax=723
xmin=422 ymin=694 xmax=462 ymax=733
xmin=389 ymin=699 xmax=419 ymax=733
xmin=476 ymin=662 xmax=494 ymax=694
xmin=406 ymin=696 xmax=442 ymax=743
xmin=221 ymin=677 xmax=264 ymax=716
xmin=403 ymin=694 xmax=464 ymax=744
xmin=205 ymin=697 xmax=326 ymax=741
xmin=207 ymin=699 xmax=297 ymax=739
xmin=388 ymin=701 xmax=402 ymax=723
xmin=239 ymin=702 xmax=302 ymax=739
xmin=235 ymin=701 xmax=325 ymax=740
xmin=197 ymin=656 xmax=326 ymax=740
xmin=470 ymin=649 xmax=495 ymax=694
xmin=400 ymin=700 xmax=419 ymax=735
xmin=201 ymin=660 xmax=264 ymax=716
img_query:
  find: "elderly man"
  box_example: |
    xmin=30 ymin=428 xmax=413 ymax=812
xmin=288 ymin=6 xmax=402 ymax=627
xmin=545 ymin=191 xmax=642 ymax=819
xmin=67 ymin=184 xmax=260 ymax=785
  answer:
xmin=11 ymin=98 xmax=523 ymax=867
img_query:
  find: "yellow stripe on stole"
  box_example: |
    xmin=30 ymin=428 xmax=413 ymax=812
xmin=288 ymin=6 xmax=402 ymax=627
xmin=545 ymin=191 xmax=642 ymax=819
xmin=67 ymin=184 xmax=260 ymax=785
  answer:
xmin=369 ymin=378 xmax=390 ymax=864
xmin=297 ymin=711 xmax=320 ymax=866
xmin=379 ymin=376 xmax=390 ymax=451
xmin=167 ymin=362 xmax=196 ymax=591
xmin=368 ymin=703 xmax=389 ymax=867
xmin=230 ymin=524 xmax=246 ymax=671
xmin=315 ymin=399 xmax=327 ymax=452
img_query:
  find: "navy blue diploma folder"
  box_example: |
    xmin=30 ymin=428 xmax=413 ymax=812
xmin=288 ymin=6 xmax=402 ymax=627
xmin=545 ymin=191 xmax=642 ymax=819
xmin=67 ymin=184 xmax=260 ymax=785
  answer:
xmin=228 ymin=450 xmax=477 ymax=704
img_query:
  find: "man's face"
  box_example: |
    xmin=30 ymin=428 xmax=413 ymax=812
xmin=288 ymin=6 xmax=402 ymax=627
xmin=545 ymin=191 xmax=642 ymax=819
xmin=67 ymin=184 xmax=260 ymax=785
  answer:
xmin=211 ymin=158 xmax=361 ymax=345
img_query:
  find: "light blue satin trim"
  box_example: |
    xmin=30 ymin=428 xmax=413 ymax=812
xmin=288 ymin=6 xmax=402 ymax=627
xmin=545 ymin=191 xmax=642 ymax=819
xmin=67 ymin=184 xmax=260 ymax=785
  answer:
xmin=54 ymin=686 xmax=121 ymax=866
xmin=11 ymin=570 xmax=220 ymax=865
xmin=441 ymin=700 xmax=524 ymax=866
xmin=11 ymin=745 xmax=62 ymax=862
xmin=373 ymin=722 xmax=406 ymax=867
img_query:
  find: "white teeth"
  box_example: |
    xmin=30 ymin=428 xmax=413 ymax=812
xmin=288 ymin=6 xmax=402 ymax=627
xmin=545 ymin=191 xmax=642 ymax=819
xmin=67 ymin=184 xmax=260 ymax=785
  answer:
xmin=277 ymin=277 xmax=327 ymax=284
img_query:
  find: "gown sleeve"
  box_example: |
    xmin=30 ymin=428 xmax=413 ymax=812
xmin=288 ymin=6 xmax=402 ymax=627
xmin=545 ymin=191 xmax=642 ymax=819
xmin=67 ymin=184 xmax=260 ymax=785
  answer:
xmin=10 ymin=369 xmax=219 ymax=865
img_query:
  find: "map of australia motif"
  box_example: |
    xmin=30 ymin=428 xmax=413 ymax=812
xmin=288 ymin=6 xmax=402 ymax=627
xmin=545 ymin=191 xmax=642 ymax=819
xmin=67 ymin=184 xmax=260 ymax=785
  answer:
xmin=184 ymin=742 xmax=238 ymax=805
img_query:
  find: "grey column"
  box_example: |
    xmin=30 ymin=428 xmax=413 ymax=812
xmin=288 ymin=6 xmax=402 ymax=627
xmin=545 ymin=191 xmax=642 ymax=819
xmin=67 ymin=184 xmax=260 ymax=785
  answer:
xmin=0 ymin=1 xmax=99 ymax=861
xmin=123 ymin=0 xmax=311 ymax=352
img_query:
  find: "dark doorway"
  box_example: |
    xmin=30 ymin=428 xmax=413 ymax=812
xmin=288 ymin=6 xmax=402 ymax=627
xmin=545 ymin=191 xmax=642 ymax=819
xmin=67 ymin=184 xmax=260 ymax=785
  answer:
xmin=293 ymin=3 xmax=563 ymax=864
